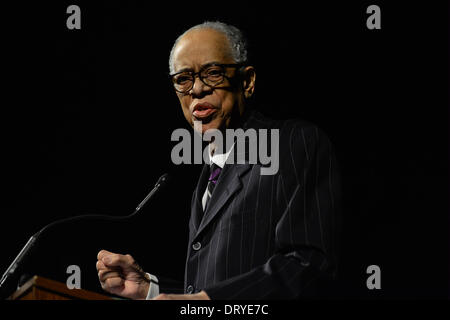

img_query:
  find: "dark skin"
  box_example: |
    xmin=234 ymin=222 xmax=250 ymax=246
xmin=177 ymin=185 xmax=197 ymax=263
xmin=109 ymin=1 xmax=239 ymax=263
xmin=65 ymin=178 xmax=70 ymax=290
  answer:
xmin=96 ymin=27 xmax=256 ymax=300
xmin=172 ymin=28 xmax=255 ymax=135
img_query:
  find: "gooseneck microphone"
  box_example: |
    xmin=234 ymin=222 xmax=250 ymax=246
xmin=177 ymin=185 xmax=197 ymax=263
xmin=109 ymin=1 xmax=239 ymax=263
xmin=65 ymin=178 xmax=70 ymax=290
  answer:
xmin=0 ymin=173 xmax=170 ymax=296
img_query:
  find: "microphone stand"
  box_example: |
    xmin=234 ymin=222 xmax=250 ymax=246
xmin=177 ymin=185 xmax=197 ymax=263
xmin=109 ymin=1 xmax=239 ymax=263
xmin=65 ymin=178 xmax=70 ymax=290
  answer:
xmin=0 ymin=173 xmax=169 ymax=298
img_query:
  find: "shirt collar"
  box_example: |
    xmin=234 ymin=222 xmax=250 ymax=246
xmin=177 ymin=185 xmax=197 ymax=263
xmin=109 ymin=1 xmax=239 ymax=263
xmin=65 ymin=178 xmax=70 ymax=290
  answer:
xmin=209 ymin=142 xmax=234 ymax=169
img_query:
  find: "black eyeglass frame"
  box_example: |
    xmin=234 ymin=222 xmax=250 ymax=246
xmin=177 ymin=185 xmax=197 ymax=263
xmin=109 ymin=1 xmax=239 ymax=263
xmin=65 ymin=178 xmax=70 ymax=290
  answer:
xmin=168 ymin=63 xmax=245 ymax=93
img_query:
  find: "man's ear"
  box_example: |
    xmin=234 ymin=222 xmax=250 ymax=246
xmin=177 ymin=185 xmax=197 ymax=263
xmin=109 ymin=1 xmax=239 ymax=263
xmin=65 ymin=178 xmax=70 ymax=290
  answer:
xmin=241 ymin=66 xmax=256 ymax=99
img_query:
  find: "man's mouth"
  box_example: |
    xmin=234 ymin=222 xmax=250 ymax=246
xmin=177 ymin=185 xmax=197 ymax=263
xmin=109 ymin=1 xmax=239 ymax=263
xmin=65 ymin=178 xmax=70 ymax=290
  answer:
xmin=192 ymin=102 xmax=218 ymax=120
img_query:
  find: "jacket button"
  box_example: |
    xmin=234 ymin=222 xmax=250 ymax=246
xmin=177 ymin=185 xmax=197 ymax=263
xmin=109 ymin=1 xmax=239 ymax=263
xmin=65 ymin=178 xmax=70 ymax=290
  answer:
xmin=192 ymin=242 xmax=202 ymax=251
xmin=186 ymin=285 xmax=194 ymax=294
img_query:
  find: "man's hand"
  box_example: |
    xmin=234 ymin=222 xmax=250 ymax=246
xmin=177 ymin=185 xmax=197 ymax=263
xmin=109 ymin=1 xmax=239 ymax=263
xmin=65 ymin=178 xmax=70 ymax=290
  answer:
xmin=153 ymin=290 xmax=210 ymax=300
xmin=96 ymin=249 xmax=150 ymax=300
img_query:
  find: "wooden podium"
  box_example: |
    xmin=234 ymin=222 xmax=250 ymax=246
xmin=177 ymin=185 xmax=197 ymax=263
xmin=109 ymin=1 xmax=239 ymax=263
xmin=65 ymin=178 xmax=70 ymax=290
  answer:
xmin=8 ymin=275 xmax=113 ymax=300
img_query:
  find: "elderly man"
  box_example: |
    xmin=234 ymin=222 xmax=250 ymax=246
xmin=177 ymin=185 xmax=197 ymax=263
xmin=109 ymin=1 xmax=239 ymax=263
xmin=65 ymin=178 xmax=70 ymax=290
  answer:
xmin=96 ymin=21 xmax=341 ymax=300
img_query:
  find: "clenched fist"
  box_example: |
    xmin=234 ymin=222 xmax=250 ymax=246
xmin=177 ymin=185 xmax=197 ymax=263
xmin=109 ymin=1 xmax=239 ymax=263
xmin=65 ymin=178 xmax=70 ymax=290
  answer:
xmin=96 ymin=250 xmax=150 ymax=300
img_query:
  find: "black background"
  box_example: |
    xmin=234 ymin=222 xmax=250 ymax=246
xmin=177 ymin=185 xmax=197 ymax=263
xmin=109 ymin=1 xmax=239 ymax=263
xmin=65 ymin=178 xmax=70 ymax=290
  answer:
xmin=0 ymin=0 xmax=448 ymax=300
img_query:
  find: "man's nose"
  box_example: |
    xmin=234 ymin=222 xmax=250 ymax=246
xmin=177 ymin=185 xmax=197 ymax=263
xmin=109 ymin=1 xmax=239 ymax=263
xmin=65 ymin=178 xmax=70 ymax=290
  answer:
xmin=191 ymin=76 xmax=210 ymax=96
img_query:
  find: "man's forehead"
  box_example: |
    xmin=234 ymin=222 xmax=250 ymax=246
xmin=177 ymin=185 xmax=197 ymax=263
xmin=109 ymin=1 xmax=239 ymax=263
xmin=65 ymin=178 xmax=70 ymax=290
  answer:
xmin=172 ymin=29 xmax=234 ymax=71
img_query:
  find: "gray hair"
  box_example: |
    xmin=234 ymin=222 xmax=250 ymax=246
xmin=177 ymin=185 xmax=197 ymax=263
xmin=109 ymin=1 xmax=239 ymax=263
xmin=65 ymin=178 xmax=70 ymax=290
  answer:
xmin=168 ymin=21 xmax=248 ymax=74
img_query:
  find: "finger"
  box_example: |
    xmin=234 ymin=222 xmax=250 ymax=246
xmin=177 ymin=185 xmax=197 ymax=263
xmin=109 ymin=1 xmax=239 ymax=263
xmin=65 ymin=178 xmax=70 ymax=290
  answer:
xmin=98 ymin=270 xmax=122 ymax=283
xmin=103 ymin=277 xmax=124 ymax=290
xmin=96 ymin=260 xmax=106 ymax=271
xmin=102 ymin=253 xmax=135 ymax=269
xmin=97 ymin=249 xmax=114 ymax=261
xmin=95 ymin=260 xmax=122 ymax=271
xmin=97 ymin=260 xmax=122 ymax=272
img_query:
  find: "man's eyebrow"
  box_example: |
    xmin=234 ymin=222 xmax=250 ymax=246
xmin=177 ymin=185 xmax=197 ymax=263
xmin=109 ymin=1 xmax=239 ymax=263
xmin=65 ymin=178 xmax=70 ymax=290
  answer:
xmin=175 ymin=67 xmax=194 ymax=73
xmin=202 ymin=61 xmax=223 ymax=67
xmin=175 ymin=61 xmax=223 ymax=74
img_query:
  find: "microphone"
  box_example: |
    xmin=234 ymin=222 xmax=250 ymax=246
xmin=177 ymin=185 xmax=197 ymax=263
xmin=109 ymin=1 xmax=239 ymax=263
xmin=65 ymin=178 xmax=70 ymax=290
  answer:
xmin=0 ymin=173 xmax=170 ymax=296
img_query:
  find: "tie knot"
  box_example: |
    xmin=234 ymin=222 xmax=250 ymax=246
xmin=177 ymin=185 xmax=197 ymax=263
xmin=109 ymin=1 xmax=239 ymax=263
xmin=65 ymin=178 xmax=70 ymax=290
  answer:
xmin=208 ymin=163 xmax=221 ymax=184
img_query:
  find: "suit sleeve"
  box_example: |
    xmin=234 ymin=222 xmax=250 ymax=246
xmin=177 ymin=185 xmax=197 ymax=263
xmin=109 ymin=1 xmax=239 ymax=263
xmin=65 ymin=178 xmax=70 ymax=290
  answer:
xmin=156 ymin=276 xmax=185 ymax=294
xmin=203 ymin=124 xmax=341 ymax=299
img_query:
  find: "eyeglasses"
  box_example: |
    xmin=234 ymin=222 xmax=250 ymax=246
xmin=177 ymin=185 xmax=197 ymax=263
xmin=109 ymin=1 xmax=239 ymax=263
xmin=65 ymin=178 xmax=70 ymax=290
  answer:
xmin=169 ymin=63 xmax=243 ymax=94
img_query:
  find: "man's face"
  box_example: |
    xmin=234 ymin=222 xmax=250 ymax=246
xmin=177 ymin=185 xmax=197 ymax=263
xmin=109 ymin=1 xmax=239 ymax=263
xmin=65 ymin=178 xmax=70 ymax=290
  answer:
xmin=171 ymin=29 xmax=247 ymax=134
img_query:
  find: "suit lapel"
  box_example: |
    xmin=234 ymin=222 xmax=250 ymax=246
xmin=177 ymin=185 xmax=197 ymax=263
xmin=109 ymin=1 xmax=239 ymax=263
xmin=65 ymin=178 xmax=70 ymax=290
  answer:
xmin=189 ymin=110 xmax=265 ymax=240
xmin=194 ymin=162 xmax=251 ymax=240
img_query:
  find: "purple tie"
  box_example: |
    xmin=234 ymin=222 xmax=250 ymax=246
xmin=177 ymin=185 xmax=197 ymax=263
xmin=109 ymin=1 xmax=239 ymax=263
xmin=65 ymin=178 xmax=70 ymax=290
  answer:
xmin=205 ymin=163 xmax=221 ymax=210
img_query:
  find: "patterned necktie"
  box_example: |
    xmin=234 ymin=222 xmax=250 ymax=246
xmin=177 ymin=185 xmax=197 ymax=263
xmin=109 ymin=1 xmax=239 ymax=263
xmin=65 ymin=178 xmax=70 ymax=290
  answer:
xmin=204 ymin=163 xmax=222 ymax=211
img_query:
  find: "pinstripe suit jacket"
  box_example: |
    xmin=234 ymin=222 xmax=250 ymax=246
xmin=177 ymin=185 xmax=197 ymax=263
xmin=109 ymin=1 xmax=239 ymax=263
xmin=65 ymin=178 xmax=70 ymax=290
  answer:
xmin=166 ymin=110 xmax=341 ymax=299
